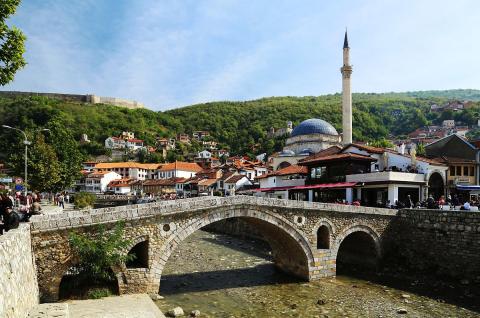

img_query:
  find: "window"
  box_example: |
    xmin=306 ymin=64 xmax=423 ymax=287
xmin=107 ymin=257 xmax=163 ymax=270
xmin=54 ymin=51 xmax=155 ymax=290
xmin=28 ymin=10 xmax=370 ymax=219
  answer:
xmin=450 ymin=167 xmax=455 ymax=176
xmin=470 ymin=166 xmax=475 ymax=176
xmin=464 ymin=166 xmax=469 ymax=176
xmin=456 ymin=166 xmax=462 ymax=176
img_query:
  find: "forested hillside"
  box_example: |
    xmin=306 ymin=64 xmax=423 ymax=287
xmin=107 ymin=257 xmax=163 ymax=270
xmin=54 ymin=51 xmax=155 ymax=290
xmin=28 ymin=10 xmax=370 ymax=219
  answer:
xmin=0 ymin=90 xmax=479 ymax=159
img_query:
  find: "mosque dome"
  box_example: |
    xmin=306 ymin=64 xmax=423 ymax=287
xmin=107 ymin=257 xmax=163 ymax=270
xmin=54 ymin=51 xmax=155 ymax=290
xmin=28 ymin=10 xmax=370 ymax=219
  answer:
xmin=291 ymin=119 xmax=339 ymax=137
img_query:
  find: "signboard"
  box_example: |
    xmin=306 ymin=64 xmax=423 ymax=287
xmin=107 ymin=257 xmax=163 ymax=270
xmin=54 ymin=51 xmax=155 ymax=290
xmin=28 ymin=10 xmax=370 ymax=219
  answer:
xmin=15 ymin=185 xmax=24 ymax=191
xmin=0 ymin=177 xmax=12 ymax=183
xmin=15 ymin=178 xmax=23 ymax=184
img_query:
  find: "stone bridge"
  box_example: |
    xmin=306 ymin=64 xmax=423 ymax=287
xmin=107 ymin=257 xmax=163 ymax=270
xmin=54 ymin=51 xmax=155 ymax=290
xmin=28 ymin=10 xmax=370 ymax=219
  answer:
xmin=29 ymin=196 xmax=480 ymax=302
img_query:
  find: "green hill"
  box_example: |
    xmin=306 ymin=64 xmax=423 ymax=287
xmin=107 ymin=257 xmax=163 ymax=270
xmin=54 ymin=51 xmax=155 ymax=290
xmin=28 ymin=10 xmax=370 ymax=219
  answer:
xmin=0 ymin=90 xmax=479 ymax=159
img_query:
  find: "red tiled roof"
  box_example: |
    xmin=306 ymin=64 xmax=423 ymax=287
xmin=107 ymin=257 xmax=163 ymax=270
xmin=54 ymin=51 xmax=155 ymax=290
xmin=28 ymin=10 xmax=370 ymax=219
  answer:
xmin=256 ymin=165 xmax=308 ymax=180
xmin=225 ymin=175 xmax=247 ymax=183
xmin=299 ymin=153 xmax=377 ymax=165
xmin=159 ymin=161 xmax=203 ymax=172
xmin=346 ymin=143 xmax=385 ymax=154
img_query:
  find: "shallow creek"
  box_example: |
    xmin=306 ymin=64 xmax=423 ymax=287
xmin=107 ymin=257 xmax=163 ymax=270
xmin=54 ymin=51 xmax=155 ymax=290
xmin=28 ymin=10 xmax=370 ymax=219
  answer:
xmin=155 ymin=230 xmax=479 ymax=318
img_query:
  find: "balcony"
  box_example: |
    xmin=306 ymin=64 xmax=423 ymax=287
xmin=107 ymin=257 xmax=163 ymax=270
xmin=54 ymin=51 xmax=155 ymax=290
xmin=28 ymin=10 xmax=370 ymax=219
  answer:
xmin=346 ymin=171 xmax=426 ymax=183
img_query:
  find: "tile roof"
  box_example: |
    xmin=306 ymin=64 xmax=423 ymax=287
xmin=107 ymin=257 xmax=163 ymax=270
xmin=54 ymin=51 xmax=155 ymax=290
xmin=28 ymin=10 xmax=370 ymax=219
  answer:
xmin=256 ymin=165 xmax=308 ymax=179
xmin=95 ymin=162 xmax=161 ymax=169
xmin=225 ymin=175 xmax=247 ymax=183
xmin=298 ymin=146 xmax=342 ymax=163
xmin=159 ymin=161 xmax=203 ymax=172
xmin=299 ymin=153 xmax=377 ymax=165
xmin=197 ymin=178 xmax=218 ymax=186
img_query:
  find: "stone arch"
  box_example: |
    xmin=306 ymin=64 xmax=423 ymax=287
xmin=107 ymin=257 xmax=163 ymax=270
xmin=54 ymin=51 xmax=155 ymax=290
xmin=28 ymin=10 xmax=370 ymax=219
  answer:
xmin=150 ymin=207 xmax=315 ymax=293
xmin=312 ymin=219 xmax=336 ymax=250
xmin=334 ymin=225 xmax=381 ymax=272
xmin=125 ymin=235 xmax=150 ymax=269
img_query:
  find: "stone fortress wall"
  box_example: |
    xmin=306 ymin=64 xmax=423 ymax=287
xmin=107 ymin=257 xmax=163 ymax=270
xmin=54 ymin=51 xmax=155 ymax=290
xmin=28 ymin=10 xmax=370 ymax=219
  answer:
xmin=0 ymin=224 xmax=39 ymax=318
xmin=0 ymin=91 xmax=145 ymax=109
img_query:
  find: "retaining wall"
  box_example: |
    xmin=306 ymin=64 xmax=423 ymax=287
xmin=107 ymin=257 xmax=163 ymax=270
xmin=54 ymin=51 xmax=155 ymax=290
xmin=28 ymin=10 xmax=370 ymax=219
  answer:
xmin=0 ymin=224 xmax=39 ymax=318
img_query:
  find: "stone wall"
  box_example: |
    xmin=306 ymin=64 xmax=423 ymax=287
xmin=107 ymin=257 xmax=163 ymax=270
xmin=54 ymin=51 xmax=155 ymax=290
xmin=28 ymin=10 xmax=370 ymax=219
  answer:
xmin=382 ymin=209 xmax=480 ymax=279
xmin=0 ymin=91 xmax=145 ymax=109
xmin=0 ymin=224 xmax=39 ymax=318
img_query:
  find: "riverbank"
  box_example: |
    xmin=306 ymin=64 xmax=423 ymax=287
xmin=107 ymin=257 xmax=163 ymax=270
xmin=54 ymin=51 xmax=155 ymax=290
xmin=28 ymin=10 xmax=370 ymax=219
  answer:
xmin=155 ymin=230 xmax=479 ymax=317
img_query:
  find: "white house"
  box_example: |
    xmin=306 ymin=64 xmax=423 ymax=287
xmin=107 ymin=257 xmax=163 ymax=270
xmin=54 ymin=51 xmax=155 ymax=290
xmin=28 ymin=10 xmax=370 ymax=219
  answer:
xmin=107 ymin=179 xmax=132 ymax=194
xmin=95 ymin=162 xmax=160 ymax=180
xmin=197 ymin=150 xmax=212 ymax=159
xmin=85 ymin=171 xmax=121 ymax=193
xmin=156 ymin=161 xmax=203 ymax=179
xmin=255 ymin=165 xmax=308 ymax=200
xmin=105 ymin=136 xmax=144 ymax=152
xmin=224 ymin=175 xmax=252 ymax=196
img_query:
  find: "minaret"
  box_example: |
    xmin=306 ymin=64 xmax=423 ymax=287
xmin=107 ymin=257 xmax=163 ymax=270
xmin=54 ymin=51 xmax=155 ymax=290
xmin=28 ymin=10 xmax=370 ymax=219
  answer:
xmin=341 ymin=30 xmax=353 ymax=145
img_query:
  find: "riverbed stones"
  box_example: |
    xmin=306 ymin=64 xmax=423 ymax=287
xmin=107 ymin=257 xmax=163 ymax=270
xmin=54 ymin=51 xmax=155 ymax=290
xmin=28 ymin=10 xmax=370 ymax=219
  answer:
xmin=190 ymin=309 xmax=200 ymax=317
xmin=397 ymin=308 xmax=408 ymax=314
xmin=167 ymin=306 xmax=184 ymax=317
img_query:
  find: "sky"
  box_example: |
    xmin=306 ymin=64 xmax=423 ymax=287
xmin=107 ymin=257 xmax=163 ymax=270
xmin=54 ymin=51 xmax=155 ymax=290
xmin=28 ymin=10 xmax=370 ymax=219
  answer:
xmin=2 ymin=0 xmax=479 ymax=110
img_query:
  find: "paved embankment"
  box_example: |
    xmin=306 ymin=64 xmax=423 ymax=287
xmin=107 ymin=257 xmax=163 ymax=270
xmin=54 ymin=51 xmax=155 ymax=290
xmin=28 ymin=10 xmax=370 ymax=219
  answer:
xmin=28 ymin=294 xmax=165 ymax=318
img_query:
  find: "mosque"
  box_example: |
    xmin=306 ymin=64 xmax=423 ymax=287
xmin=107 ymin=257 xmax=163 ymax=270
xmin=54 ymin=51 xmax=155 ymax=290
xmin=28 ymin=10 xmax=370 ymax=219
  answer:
xmin=272 ymin=31 xmax=352 ymax=171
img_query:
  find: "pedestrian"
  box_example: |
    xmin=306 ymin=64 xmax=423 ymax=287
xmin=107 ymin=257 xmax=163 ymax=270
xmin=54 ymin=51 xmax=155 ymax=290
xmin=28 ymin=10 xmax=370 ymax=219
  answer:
xmin=58 ymin=193 xmax=65 ymax=209
xmin=405 ymin=195 xmax=414 ymax=208
xmin=65 ymin=193 xmax=70 ymax=204
xmin=0 ymin=206 xmax=20 ymax=234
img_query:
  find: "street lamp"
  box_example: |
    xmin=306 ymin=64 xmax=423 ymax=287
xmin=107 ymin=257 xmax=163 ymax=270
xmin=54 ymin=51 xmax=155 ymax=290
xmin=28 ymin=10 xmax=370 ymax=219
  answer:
xmin=2 ymin=125 xmax=50 ymax=195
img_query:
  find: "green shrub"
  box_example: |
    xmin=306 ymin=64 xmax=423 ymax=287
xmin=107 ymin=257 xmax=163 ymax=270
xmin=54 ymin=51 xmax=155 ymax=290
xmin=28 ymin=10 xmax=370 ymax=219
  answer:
xmin=68 ymin=221 xmax=134 ymax=283
xmin=87 ymin=288 xmax=112 ymax=299
xmin=74 ymin=192 xmax=96 ymax=209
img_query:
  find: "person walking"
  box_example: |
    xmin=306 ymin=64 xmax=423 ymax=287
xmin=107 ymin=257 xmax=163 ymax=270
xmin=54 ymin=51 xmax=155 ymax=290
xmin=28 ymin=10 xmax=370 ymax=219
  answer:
xmin=58 ymin=193 xmax=65 ymax=209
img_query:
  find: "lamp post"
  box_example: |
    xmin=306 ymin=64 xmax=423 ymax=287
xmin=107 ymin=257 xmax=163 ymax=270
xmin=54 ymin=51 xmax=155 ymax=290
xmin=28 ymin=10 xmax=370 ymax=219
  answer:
xmin=2 ymin=125 xmax=49 ymax=195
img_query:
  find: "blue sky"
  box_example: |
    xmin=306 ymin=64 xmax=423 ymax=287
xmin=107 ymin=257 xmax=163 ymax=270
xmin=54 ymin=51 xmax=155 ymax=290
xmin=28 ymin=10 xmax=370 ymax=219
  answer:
xmin=2 ymin=0 xmax=479 ymax=110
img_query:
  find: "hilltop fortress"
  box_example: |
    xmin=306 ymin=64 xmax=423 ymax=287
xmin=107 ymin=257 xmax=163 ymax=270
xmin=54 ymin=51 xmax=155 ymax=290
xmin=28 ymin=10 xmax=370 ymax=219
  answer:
xmin=0 ymin=91 xmax=145 ymax=109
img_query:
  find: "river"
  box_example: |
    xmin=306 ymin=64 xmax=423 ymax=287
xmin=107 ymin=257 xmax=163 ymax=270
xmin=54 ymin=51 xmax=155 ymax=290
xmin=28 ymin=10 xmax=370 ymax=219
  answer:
xmin=155 ymin=230 xmax=479 ymax=317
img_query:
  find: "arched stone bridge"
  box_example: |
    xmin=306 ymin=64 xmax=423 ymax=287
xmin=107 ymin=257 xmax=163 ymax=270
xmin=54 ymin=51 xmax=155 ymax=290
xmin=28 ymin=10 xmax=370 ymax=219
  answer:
xmin=31 ymin=196 xmax=399 ymax=301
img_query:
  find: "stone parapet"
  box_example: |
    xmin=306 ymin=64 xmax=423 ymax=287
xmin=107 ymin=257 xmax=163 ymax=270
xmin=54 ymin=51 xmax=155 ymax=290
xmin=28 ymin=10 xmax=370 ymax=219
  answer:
xmin=30 ymin=196 xmax=397 ymax=232
xmin=0 ymin=224 xmax=39 ymax=318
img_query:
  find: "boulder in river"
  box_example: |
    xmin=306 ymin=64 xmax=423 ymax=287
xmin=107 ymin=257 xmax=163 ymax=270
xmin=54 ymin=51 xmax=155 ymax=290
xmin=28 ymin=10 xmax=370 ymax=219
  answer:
xmin=190 ymin=309 xmax=201 ymax=317
xmin=167 ymin=307 xmax=185 ymax=317
xmin=397 ymin=308 xmax=408 ymax=314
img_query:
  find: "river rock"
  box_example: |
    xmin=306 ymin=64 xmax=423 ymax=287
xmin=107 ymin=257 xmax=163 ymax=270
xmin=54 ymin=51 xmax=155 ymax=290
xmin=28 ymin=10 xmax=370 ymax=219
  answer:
xmin=317 ymin=299 xmax=327 ymax=305
xmin=401 ymin=294 xmax=410 ymax=299
xmin=190 ymin=310 xmax=201 ymax=317
xmin=397 ymin=308 xmax=408 ymax=314
xmin=167 ymin=307 xmax=185 ymax=317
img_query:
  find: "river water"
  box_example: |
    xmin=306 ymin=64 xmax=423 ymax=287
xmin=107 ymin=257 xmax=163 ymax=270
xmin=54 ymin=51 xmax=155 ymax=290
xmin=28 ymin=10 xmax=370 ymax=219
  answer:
xmin=155 ymin=230 xmax=479 ymax=318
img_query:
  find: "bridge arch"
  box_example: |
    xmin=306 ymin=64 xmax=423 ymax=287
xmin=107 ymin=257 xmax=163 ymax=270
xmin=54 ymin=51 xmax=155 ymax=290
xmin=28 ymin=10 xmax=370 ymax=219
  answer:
xmin=334 ymin=225 xmax=381 ymax=272
xmin=148 ymin=207 xmax=315 ymax=293
xmin=312 ymin=219 xmax=336 ymax=250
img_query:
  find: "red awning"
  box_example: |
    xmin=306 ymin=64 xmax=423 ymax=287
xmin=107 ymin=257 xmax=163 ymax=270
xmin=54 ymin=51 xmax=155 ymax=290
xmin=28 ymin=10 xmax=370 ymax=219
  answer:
xmin=255 ymin=186 xmax=296 ymax=192
xmin=255 ymin=182 xmax=356 ymax=192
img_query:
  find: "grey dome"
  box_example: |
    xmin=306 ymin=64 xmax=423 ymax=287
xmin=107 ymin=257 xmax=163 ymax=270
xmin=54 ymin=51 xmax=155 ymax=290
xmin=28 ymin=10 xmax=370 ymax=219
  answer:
xmin=291 ymin=118 xmax=338 ymax=137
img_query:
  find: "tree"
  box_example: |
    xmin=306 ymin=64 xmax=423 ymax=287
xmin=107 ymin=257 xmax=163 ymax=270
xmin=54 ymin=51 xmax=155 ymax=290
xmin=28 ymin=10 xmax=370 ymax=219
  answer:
xmin=0 ymin=0 xmax=26 ymax=85
xmin=74 ymin=192 xmax=96 ymax=209
xmin=68 ymin=221 xmax=134 ymax=283
xmin=9 ymin=132 xmax=61 ymax=192
xmin=45 ymin=118 xmax=84 ymax=191
xmin=370 ymin=138 xmax=394 ymax=149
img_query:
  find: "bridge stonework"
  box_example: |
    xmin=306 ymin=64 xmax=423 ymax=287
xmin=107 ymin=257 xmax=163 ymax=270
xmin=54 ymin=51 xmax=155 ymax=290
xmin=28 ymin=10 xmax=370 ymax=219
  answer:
xmin=29 ymin=196 xmax=480 ymax=302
